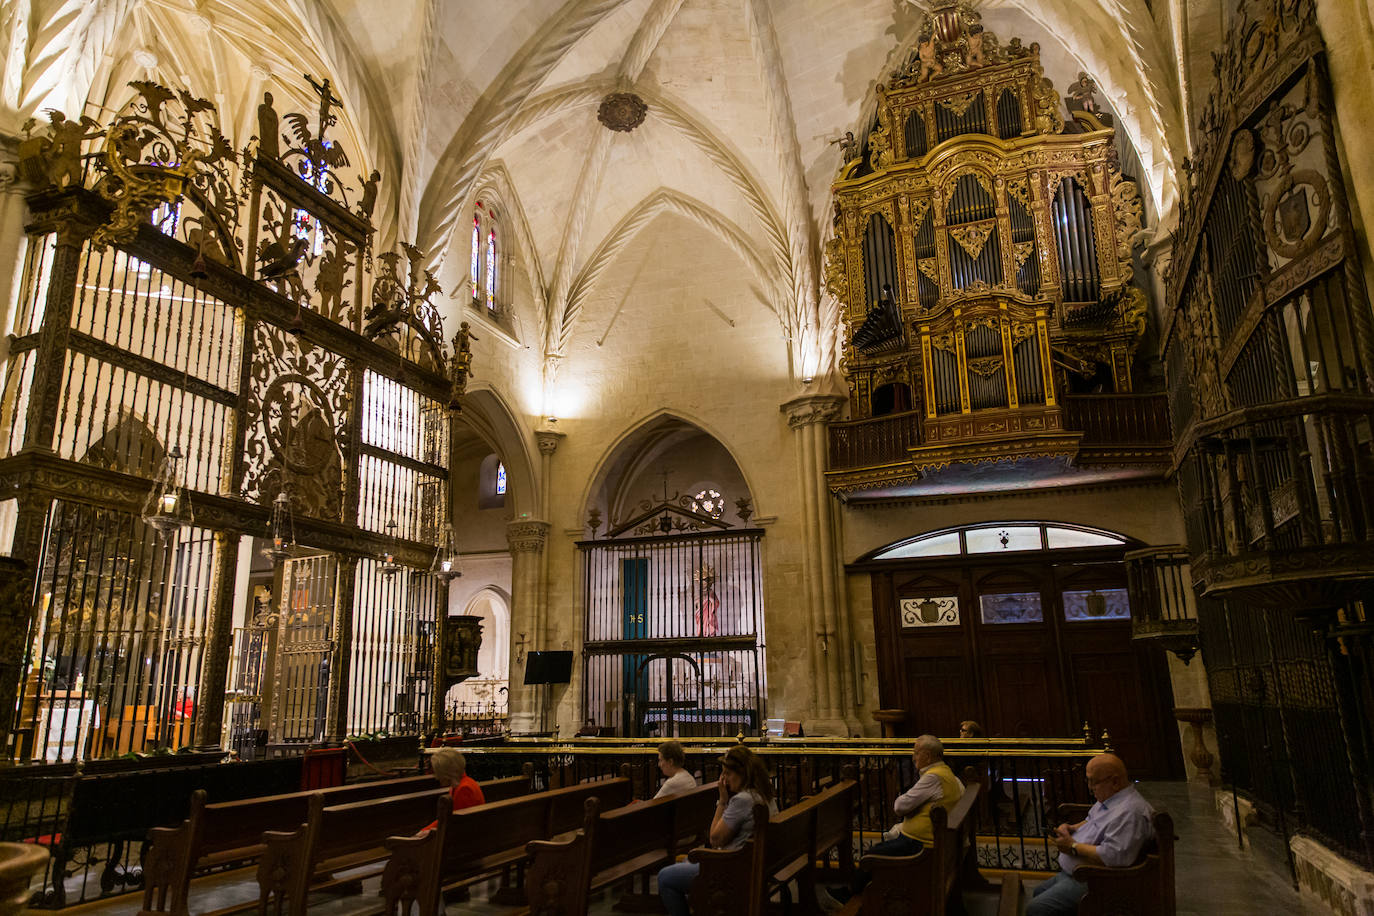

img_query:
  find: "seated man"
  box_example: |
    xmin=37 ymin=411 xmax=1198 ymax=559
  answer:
xmin=1028 ymin=753 xmax=1155 ymax=916
xmin=821 ymin=734 xmax=963 ymax=909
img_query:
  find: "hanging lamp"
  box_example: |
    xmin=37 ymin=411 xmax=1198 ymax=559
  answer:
xmin=142 ymin=444 xmax=193 ymax=537
xmin=379 ymin=518 xmax=404 ymax=577
xmin=430 ymin=524 xmax=463 ymax=583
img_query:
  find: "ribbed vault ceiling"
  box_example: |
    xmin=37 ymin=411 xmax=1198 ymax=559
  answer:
xmin=2 ymin=0 xmax=1188 ymax=380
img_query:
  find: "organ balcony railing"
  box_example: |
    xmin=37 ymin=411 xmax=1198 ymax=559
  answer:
xmin=1123 ymin=545 xmax=1199 ymax=662
xmin=825 ymin=392 xmax=1172 ymax=496
xmin=1176 ymin=395 xmax=1374 ymax=610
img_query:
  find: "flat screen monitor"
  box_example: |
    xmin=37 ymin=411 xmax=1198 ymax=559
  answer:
xmin=523 ymin=650 xmax=573 ymax=685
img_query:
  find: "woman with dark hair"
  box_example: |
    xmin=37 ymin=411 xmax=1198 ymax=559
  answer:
xmin=656 ymin=745 xmax=777 ymax=916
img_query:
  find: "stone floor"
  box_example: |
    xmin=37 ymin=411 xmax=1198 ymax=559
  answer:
xmin=58 ymin=780 xmax=1321 ymax=915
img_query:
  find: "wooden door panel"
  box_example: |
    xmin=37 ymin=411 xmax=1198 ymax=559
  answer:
xmin=903 ymin=655 xmax=976 ymax=736
xmin=1068 ymin=651 xmax=1155 ymax=775
xmin=985 ymin=655 xmax=1060 ymax=737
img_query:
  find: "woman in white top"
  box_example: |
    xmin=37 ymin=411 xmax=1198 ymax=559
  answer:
xmin=657 ymin=745 xmax=777 ymax=916
xmin=653 ymin=740 xmax=699 ymax=799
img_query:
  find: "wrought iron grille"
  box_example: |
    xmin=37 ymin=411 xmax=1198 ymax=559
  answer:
xmin=14 ymin=500 xmax=218 ymax=762
xmin=347 ymin=559 xmax=438 ymax=737
xmin=1200 ymin=600 xmax=1368 ymax=864
xmin=581 ymin=530 xmax=766 ymax=738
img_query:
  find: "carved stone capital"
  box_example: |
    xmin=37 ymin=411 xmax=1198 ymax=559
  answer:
xmin=507 ymin=519 xmax=550 ymax=553
xmin=781 ymin=394 xmax=846 ymax=429
xmin=535 ymin=428 xmax=565 ymax=457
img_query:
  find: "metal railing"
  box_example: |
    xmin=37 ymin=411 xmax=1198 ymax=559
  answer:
xmin=459 ymin=735 xmax=1101 ymax=872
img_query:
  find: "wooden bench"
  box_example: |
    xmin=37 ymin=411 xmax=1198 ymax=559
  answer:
xmin=999 ymin=804 xmax=1174 ymax=916
xmin=378 ymin=775 xmax=637 ymax=916
xmin=689 ymin=776 xmax=858 ymax=916
xmin=837 ymin=766 xmax=982 ymax=916
xmin=522 ymin=782 xmax=719 ymax=915
xmin=139 ymin=769 xmax=530 ymax=916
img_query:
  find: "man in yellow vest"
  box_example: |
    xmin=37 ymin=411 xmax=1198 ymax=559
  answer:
xmin=819 ymin=734 xmax=964 ymax=911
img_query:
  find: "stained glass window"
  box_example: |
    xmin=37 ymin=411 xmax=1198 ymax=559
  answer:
xmin=966 ymin=526 xmax=1042 ymax=553
xmin=900 ymin=595 xmax=960 ymax=627
xmin=692 ymin=489 xmax=724 ymax=518
xmin=496 ymin=462 xmax=506 ymax=495
xmin=470 ymin=214 xmax=481 ymax=296
xmin=979 ymin=591 xmax=1043 ymax=624
xmin=1063 ymin=587 xmax=1130 ymax=621
xmin=486 ymin=228 xmax=497 ymax=310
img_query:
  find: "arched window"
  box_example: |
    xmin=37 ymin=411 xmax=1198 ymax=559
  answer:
xmin=478 ymin=453 xmax=506 ymax=509
xmin=470 ymin=201 xmax=501 ymax=315
xmin=485 ymin=227 xmax=497 ymax=311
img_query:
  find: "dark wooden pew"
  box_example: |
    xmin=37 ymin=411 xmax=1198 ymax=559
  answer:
xmin=1039 ymin=803 xmax=1176 ymax=916
xmin=689 ymin=776 xmax=858 ymax=916
xmin=837 ymin=766 xmax=982 ymax=916
xmin=138 ymin=769 xmax=530 ymax=916
xmin=521 ymin=782 xmax=719 ymax=915
xmin=378 ymin=775 xmax=637 ymax=916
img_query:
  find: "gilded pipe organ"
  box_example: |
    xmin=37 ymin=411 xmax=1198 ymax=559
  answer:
xmin=824 ymin=2 xmax=1153 ymax=492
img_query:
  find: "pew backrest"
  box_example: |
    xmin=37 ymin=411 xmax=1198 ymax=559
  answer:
xmin=855 ymin=771 xmax=981 ymax=916
xmin=689 ymin=778 xmax=858 ymax=916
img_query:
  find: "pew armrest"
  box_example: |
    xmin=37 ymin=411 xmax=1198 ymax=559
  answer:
xmin=998 ymin=874 xmax=1022 ymax=916
xmin=688 ymin=846 xmax=756 ymax=916
xmin=525 ymin=832 xmax=592 ymax=914
xmin=382 ymin=831 xmax=442 ymax=916
xmin=139 ymin=823 xmax=193 ymax=916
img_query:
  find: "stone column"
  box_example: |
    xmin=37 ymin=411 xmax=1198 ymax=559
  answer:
xmin=322 ymin=555 xmax=359 ymax=745
xmin=782 ymin=394 xmax=849 ymax=735
xmin=194 ymin=531 xmax=243 ymax=751
xmin=506 ymin=520 xmax=549 ymax=734
xmin=0 ymin=146 xmax=30 ymax=369
xmin=534 ymin=427 xmax=565 ymax=649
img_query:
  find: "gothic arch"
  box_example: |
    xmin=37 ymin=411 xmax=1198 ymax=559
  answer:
xmin=454 ymin=386 xmax=538 ymax=521
xmin=580 ymin=408 xmax=765 ymax=530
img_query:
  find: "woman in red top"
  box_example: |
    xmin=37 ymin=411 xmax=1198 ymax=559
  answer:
xmin=423 ymin=748 xmax=485 ymax=831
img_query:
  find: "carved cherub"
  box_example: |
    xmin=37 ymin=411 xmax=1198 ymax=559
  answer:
xmin=916 ymin=37 xmax=943 ymax=82
xmin=1067 ymin=72 xmax=1100 ymax=114
xmin=967 ymin=29 xmax=987 ymax=68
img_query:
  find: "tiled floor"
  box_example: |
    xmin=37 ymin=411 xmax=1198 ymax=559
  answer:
xmin=61 ymin=780 xmax=1323 ymax=915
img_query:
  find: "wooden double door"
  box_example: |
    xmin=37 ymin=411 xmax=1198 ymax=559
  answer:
xmin=868 ymin=552 xmax=1182 ymax=778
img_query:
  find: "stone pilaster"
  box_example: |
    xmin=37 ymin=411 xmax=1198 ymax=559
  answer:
xmin=506 ymin=519 xmax=549 ymax=734
xmin=323 ymin=555 xmax=359 ymax=745
xmin=194 ymin=531 xmax=242 ymax=751
xmin=782 ymin=393 xmax=851 ymax=735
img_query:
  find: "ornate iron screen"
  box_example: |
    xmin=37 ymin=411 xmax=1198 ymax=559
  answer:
xmin=580 ymin=529 xmax=766 ymax=738
xmin=1 ymin=76 xmax=458 ymax=761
